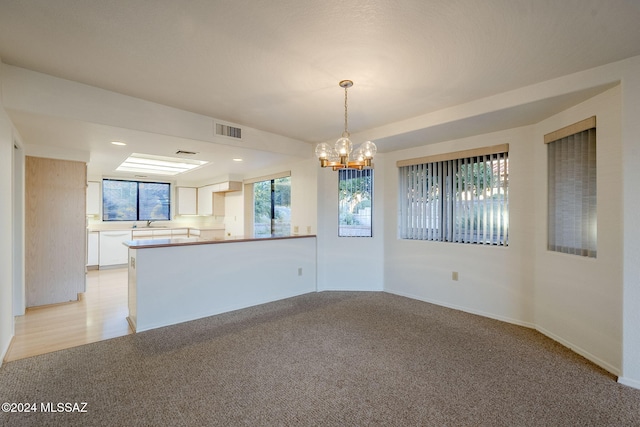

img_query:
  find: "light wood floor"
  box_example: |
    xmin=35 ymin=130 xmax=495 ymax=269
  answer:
xmin=4 ymin=268 xmax=132 ymax=362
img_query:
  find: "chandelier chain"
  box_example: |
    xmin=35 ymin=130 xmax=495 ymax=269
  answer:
xmin=344 ymin=85 xmax=349 ymax=135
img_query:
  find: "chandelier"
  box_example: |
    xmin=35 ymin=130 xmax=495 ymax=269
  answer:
xmin=315 ymin=80 xmax=377 ymax=170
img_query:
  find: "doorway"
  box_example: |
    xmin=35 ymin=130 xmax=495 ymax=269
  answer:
xmin=4 ymin=268 xmax=131 ymax=362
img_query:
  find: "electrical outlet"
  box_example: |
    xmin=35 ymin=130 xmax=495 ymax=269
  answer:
xmin=452 ymin=271 xmax=458 ymax=281
xmin=307 ymin=226 xmax=311 ymax=234
xmin=294 ymin=226 xmax=299 ymax=234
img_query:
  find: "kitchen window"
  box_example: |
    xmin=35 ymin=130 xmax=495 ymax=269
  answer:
xmin=245 ymin=172 xmax=291 ymax=237
xmin=102 ymin=179 xmax=171 ymax=221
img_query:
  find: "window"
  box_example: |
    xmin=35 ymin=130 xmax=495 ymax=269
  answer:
xmin=546 ymin=117 xmax=597 ymax=258
xmin=252 ymin=176 xmax=291 ymax=237
xmin=102 ymin=179 xmax=170 ymax=221
xmin=339 ymin=169 xmax=373 ymax=237
xmin=398 ymin=145 xmax=509 ymax=245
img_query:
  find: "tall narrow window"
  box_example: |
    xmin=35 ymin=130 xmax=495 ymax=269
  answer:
xmin=339 ymin=169 xmax=373 ymax=237
xmin=546 ymin=117 xmax=597 ymax=257
xmin=398 ymin=145 xmax=509 ymax=245
xmin=253 ymin=176 xmax=291 ymax=237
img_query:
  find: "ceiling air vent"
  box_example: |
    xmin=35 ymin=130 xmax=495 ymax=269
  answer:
xmin=176 ymin=150 xmax=198 ymax=155
xmin=215 ymin=123 xmax=242 ymax=139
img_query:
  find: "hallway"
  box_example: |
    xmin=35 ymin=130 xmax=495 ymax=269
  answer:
xmin=4 ymin=268 xmax=131 ymax=362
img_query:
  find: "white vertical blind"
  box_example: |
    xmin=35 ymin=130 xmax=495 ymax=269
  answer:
xmin=547 ymin=127 xmax=597 ymax=257
xmin=398 ymin=149 xmax=509 ymax=246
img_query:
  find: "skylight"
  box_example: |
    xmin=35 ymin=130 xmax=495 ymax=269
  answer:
xmin=116 ymin=153 xmax=208 ymax=176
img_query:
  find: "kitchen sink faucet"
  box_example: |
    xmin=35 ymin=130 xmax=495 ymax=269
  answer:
xmin=146 ymin=220 xmax=154 ymax=227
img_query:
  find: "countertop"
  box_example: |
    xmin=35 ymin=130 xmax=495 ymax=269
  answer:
xmin=124 ymin=234 xmax=316 ymax=249
xmin=88 ymin=225 xmax=225 ymax=232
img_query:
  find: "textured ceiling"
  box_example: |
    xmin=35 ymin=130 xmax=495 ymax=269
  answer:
xmin=1 ymin=0 xmax=639 ymax=179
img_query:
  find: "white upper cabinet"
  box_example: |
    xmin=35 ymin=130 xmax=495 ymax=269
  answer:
xmin=195 ymin=181 xmax=241 ymax=215
xmin=176 ymin=186 xmax=197 ymax=216
xmin=212 ymin=181 xmax=242 ymax=193
xmin=197 ymin=185 xmax=215 ymax=215
xmin=86 ymin=181 xmax=100 ymax=216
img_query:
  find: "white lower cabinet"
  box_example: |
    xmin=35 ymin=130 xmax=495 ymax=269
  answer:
xmin=189 ymin=228 xmax=224 ymax=240
xmin=131 ymin=230 xmax=154 ymax=240
xmin=99 ymin=230 xmax=132 ymax=267
xmin=87 ymin=231 xmax=99 ymax=267
xmin=131 ymin=228 xmax=191 ymax=240
xmin=172 ymin=228 xmax=188 ymax=237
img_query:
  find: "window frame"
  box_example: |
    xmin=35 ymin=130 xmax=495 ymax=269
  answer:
xmin=397 ymin=144 xmax=509 ymax=246
xmin=252 ymin=177 xmax=291 ymax=238
xmin=338 ymin=168 xmax=374 ymax=238
xmin=243 ymin=171 xmax=292 ymax=238
xmin=102 ymin=178 xmax=171 ymax=222
xmin=545 ymin=117 xmax=597 ymax=258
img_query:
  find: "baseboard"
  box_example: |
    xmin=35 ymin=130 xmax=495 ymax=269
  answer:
xmin=617 ymin=376 xmax=640 ymax=390
xmin=126 ymin=316 xmax=137 ymax=333
xmin=1 ymin=333 xmax=14 ymax=366
xmin=384 ymin=289 xmax=620 ymax=377
xmin=97 ymin=264 xmax=127 ymax=270
xmin=318 ymin=285 xmax=384 ymax=292
xmin=535 ymin=325 xmax=620 ymax=376
xmin=384 ymin=289 xmax=535 ymax=329
xmin=135 ymin=289 xmax=316 ymax=333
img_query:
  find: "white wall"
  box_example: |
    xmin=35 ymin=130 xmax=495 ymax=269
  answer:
xmin=223 ymin=190 xmax=244 ymax=237
xmin=0 ymin=75 xmax=15 ymax=363
xmin=533 ymin=86 xmax=623 ymax=374
xmin=375 ymin=58 xmax=640 ymax=382
xmin=12 ymin=132 xmax=24 ymax=316
xmin=129 ymin=237 xmax=317 ymax=332
xmin=238 ymin=158 xmax=319 ymax=239
xmin=290 ymin=158 xmax=318 ymax=236
xmin=620 ymin=58 xmax=640 ymax=388
xmin=316 ymin=156 xmax=385 ymax=292
xmin=383 ymin=126 xmax=536 ymax=327
xmin=382 ymin=85 xmax=624 ymax=375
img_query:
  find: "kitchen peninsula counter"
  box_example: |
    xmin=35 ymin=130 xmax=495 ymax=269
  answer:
xmin=124 ymin=234 xmax=315 ymax=249
xmin=124 ymin=235 xmax=317 ymax=333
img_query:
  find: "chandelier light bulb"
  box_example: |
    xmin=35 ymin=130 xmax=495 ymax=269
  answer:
xmin=352 ymin=146 xmax=365 ymax=161
xmin=314 ymin=142 xmax=332 ymax=160
xmin=360 ymin=140 xmax=377 ymax=159
xmin=335 ymin=137 xmax=352 ymax=156
xmin=327 ymin=150 xmax=340 ymax=163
